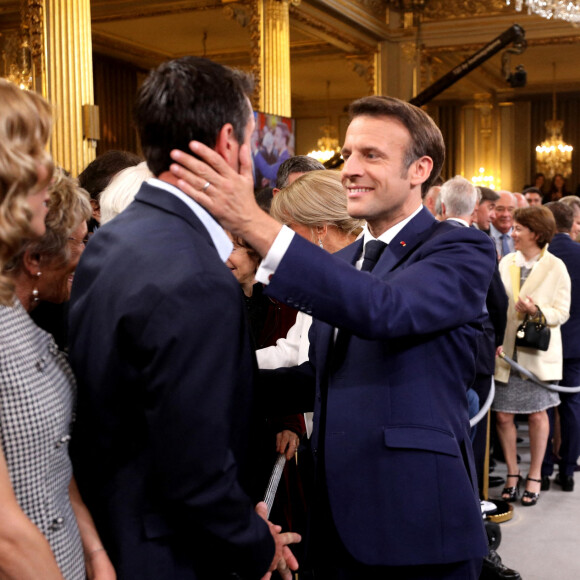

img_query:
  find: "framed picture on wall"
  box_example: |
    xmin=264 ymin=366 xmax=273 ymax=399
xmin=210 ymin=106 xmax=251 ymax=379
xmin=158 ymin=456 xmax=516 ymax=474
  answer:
xmin=252 ymin=112 xmax=295 ymax=189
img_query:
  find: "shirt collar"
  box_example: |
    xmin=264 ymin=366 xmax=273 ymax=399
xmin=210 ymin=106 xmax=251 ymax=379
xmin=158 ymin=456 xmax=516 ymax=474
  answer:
xmin=490 ymin=223 xmax=512 ymax=238
xmin=447 ymin=217 xmax=470 ymax=227
xmin=362 ymin=204 xmax=423 ymax=246
xmin=147 ymin=178 xmax=233 ymax=262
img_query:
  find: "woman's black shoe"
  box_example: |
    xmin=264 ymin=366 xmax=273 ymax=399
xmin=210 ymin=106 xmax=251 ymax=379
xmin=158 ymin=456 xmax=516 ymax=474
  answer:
xmin=500 ymin=473 xmax=521 ymax=502
xmin=521 ymin=476 xmax=541 ymax=506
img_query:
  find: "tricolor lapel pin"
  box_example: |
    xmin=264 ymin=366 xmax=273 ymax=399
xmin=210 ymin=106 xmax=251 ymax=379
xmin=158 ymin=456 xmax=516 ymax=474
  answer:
xmin=400 ymin=241 xmax=406 ymax=247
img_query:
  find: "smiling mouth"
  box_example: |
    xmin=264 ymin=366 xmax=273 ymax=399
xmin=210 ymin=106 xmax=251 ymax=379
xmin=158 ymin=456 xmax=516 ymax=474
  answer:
xmin=347 ymin=187 xmax=373 ymax=196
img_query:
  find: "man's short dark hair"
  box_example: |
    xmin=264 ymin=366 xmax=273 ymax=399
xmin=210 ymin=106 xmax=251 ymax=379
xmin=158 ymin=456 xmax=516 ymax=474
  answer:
xmin=546 ymin=201 xmax=574 ymax=233
xmin=255 ymin=187 xmax=274 ymax=213
xmin=135 ymin=56 xmax=254 ymax=176
xmin=78 ymin=150 xmax=142 ymax=201
xmin=348 ymin=96 xmax=445 ymax=195
xmin=523 ymin=187 xmax=542 ymax=196
xmin=276 ymin=155 xmax=325 ymax=189
xmin=477 ymin=186 xmax=500 ymax=203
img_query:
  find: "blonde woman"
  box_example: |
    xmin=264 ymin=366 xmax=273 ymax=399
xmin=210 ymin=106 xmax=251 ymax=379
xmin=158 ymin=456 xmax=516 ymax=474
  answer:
xmin=0 ymin=80 xmax=114 ymax=580
xmin=257 ymin=169 xmax=364 ymax=381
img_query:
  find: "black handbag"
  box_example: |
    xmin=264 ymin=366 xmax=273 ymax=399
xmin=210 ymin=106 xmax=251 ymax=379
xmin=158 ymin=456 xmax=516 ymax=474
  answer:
xmin=515 ymin=307 xmax=551 ymax=351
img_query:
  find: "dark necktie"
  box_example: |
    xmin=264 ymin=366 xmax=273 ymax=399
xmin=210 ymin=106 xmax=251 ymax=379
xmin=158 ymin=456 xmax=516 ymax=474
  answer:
xmin=361 ymin=240 xmax=387 ymax=272
xmin=500 ymin=233 xmax=511 ymax=257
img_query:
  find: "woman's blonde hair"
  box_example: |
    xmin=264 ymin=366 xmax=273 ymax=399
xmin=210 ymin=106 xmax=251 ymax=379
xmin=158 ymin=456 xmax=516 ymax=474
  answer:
xmin=270 ymin=170 xmax=364 ymax=236
xmin=5 ymin=169 xmax=92 ymax=277
xmin=0 ymin=80 xmax=53 ymax=305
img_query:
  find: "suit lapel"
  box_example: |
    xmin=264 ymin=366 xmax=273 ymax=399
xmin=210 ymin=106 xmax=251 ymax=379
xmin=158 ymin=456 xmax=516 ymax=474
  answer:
xmin=330 ymin=209 xmax=437 ymax=367
xmin=372 ymin=207 xmax=438 ymax=277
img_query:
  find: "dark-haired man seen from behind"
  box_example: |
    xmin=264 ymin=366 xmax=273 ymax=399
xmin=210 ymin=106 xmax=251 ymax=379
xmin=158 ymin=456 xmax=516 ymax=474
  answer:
xmin=68 ymin=57 xmax=300 ymax=579
xmin=543 ymin=202 xmax=580 ymax=492
xmin=170 ymin=95 xmax=496 ymax=579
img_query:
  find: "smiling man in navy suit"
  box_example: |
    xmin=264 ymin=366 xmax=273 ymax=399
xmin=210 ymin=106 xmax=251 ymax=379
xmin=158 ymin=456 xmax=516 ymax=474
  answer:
xmin=170 ymin=95 xmax=496 ymax=579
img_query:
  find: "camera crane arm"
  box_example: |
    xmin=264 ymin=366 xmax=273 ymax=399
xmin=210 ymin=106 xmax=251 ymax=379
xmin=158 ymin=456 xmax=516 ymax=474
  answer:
xmin=409 ymin=24 xmax=526 ymax=107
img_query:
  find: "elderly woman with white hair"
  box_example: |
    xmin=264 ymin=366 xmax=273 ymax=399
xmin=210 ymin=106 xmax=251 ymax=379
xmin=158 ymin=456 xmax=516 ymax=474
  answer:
xmin=99 ymin=161 xmax=153 ymax=225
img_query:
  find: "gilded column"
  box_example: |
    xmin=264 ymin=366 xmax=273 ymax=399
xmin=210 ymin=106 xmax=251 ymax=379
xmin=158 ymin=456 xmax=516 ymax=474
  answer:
xmin=43 ymin=0 xmax=95 ymax=176
xmin=250 ymin=0 xmax=291 ymax=117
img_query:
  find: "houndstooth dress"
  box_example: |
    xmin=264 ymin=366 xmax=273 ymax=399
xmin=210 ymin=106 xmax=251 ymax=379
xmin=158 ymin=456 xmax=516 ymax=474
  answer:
xmin=0 ymin=300 xmax=85 ymax=580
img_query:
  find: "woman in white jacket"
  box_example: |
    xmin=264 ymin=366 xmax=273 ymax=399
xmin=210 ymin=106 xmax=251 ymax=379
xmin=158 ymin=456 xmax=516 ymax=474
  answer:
xmin=494 ymin=206 xmax=571 ymax=507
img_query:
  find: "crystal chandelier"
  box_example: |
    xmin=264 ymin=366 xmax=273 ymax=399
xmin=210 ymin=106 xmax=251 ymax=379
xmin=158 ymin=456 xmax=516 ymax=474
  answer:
xmin=308 ymin=81 xmax=341 ymax=164
xmin=507 ymin=0 xmax=580 ymax=23
xmin=307 ymin=125 xmax=341 ymax=163
xmin=536 ymin=120 xmax=573 ymax=179
xmin=535 ymin=64 xmax=573 ymax=179
xmin=471 ymin=167 xmax=497 ymax=190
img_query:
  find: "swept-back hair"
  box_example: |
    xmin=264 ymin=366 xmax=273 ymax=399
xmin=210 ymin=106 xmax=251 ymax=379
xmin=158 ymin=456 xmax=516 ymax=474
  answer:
xmin=349 ymin=95 xmax=445 ymax=195
xmin=270 ymin=170 xmax=364 ymax=236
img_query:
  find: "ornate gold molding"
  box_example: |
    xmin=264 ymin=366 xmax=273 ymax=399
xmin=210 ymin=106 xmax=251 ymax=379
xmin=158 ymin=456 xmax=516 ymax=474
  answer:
xmin=423 ymin=0 xmax=512 ymax=19
xmin=223 ymin=2 xmax=251 ymax=27
xmin=289 ymin=4 xmax=375 ymax=53
xmin=386 ymin=0 xmax=512 ymax=20
xmin=424 ymin=34 xmax=580 ymax=59
xmin=400 ymin=41 xmax=417 ymax=64
xmin=91 ymin=0 xmax=223 ymax=23
xmin=22 ymin=0 xmax=43 ymax=59
xmin=247 ymin=0 xmax=262 ymax=111
xmin=346 ymin=52 xmax=376 ymax=95
xmin=347 ymin=0 xmax=387 ymax=20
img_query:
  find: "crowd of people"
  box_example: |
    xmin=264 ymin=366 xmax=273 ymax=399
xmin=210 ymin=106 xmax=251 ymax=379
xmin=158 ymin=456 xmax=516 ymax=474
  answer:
xmin=2 ymin=55 xmax=580 ymax=580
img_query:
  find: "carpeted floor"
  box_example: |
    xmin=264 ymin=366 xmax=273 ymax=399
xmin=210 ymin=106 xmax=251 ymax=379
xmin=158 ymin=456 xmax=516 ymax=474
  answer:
xmin=488 ymin=420 xmax=580 ymax=580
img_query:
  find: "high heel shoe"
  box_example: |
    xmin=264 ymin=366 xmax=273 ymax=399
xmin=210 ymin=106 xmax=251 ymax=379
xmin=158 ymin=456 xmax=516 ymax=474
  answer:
xmin=501 ymin=473 xmax=521 ymax=502
xmin=521 ymin=476 xmax=541 ymax=507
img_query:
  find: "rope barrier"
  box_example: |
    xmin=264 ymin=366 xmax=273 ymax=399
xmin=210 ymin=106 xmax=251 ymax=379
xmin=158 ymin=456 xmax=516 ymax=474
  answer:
xmin=470 ymin=378 xmax=495 ymax=428
xmin=499 ymin=352 xmax=580 ymax=394
xmin=263 ymin=453 xmax=287 ymax=517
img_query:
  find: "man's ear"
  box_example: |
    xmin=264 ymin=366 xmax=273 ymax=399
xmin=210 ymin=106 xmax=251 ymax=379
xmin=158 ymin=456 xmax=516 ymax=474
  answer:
xmin=215 ymin=123 xmax=238 ymax=166
xmin=90 ymin=198 xmax=101 ymax=222
xmin=23 ymin=249 xmax=41 ymax=277
xmin=410 ymin=156 xmax=434 ymax=188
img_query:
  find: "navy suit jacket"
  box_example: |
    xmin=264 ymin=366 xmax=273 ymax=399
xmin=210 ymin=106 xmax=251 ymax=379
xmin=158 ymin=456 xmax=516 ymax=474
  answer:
xmin=549 ymin=233 xmax=580 ymax=359
xmin=68 ymin=183 xmax=273 ymax=579
xmin=263 ymin=208 xmax=494 ymax=567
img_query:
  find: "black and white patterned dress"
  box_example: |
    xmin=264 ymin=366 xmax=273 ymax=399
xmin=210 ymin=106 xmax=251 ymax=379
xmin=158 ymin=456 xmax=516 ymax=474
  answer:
xmin=0 ymin=300 xmax=85 ymax=579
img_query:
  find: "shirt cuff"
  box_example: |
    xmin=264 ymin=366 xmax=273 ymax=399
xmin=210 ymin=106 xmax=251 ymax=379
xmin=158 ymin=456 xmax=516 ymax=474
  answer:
xmin=256 ymin=225 xmax=295 ymax=285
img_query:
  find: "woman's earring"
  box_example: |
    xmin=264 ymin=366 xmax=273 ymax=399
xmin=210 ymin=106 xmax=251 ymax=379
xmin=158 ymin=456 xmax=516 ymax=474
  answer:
xmin=318 ymin=238 xmax=324 ymax=248
xmin=31 ymin=271 xmax=41 ymax=303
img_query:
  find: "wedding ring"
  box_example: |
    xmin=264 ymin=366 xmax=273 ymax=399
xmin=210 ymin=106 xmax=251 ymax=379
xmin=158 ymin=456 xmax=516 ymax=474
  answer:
xmin=202 ymin=181 xmax=211 ymax=192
